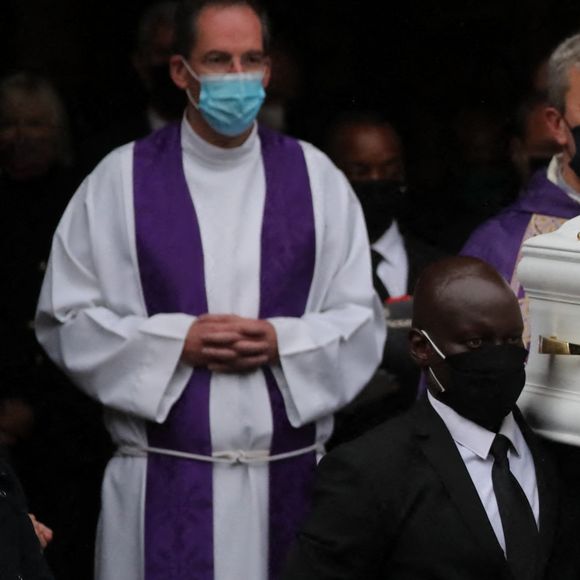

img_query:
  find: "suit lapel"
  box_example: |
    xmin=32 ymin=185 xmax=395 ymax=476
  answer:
xmin=514 ymin=408 xmax=559 ymax=578
xmin=413 ymin=400 xmax=508 ymax=571
xmin=402 ymin=235 xmax=418 ymax=295
xmin=370 ymin=249 xmax=390 ymax=302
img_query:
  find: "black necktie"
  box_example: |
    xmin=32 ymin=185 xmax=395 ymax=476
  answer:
xmin=370 ymin=249 xmax=390 ymax=302
xmin=490 ymin=434 xmax=539 ymax=580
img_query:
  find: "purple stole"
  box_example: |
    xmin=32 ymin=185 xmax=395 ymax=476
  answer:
xmin=133 ymin=123 xmax=317 ymax=580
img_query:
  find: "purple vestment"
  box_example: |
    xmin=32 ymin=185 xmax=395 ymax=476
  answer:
xmin=407 ymin=169 xmax=580 ymax=398
xmin=461 ymin=169 xmax=580 ymax=288
xmin=133 ymin=122 xmax=316 ymax=580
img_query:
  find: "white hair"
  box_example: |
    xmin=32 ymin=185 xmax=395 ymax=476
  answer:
xmin=547 ymin=32 xmax=580 ymax=112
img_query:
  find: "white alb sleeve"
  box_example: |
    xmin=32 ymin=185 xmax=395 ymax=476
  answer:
xmin=35 ymin=149 xmax=194 ymax=423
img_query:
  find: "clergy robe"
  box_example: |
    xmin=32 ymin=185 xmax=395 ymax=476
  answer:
xmin=35 ymin=119 xmax=385 ymax=580
xmin=461 ymin=166 xmax=580 ymax=343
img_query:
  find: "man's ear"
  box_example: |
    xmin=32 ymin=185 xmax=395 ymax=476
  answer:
xmin=169 ymin=54 xmax=190 ymax=90
xmin=545 ymin=106 xmax=569 ymax=146
xmin=409 ymin=328 xmax=431 ymax=369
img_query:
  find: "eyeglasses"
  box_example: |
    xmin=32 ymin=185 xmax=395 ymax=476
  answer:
xmin=200 ymin=50 xmax=268 ymax=74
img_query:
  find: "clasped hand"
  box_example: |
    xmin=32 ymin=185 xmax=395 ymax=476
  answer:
xmin=181 ymin=314 xmax=279 ymax=373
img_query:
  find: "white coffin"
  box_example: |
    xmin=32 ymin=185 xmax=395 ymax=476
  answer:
xmin=517 ymin=215 xmax=580 ymax=446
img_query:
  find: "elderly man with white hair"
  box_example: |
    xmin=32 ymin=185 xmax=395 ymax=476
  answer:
xmin=461 ymin=32 xmax=580 ymax=344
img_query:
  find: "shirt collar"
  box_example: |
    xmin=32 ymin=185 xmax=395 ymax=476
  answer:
xmin=147 ymin=107 xmax=170 ymax=132
xmin=371 ymin=220 xmax=403 ymax=262
xmin=181 ymin=115 xmax=259 ymax=168
xmin=548 ymin=154 xmax=580 ymax=203
xmin=427 ymin=391 xmax=522 ymax=459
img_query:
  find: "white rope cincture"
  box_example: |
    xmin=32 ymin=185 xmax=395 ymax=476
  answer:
xmin=117 ymin=442 xmax=323 ymax=465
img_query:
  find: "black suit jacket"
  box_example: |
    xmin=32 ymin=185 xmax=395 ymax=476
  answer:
xmin=0 ymin=458 xmax=54 ymax=580
xmin=283 ymin=399 xmax=574 ymax=580
xmin=327 ymin=234 xmax=446 ymax=449
xmin=403 ymin=232 xmax=447 ymax=295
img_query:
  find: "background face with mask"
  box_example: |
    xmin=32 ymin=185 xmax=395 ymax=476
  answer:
xmin=327 ymin=117 xmax=405 ymax=242
xmin=331 ymin=120 xmax=404 ymax=183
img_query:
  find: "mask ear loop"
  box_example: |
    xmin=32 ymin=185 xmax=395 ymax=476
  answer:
xmin=421 ymin=330 xmax=447 ymax=393
xmin=428 ymin=368 xmax=446 ymax=393
xmin=180 ymin=57 xmax=202 ymax=110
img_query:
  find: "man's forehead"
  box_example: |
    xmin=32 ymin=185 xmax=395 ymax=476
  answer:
xmin=342 ymin=123 xmax=398 ymax=143
xmin=194 ymin=4 xmax=264 ymax=53
xmin=339 ymin=124 xmax=401 ymax=156
xmin=430 ymin=276 xmax=521 ymax=330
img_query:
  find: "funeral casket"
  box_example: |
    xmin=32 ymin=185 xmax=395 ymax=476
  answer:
xmin=517 ymin=214 xmax=580 ymax=446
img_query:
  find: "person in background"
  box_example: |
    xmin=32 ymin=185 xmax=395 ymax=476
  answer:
xmin=510 ymin=92 xmax=561 ymax=186
xmin=132 ymin=0 xmax=187 ymax=127
xmin=0 ymin=455 xmax=54 ymax=580
xmin=325 ymin=112 xmax=444 ymax=447
xmin=282 ymin=256 xmax=577 ymax=580
xmin=77 ymin=1 xmax=184 ymax=175
xmin=326 ymin=112 xmax=444 ymax=300
xmin=461 ymin=32 xmax=580 ymax=345
xmin=0 ymin=71 xmax=112 ymax=580
xmin=0 ymin=71 xmax=74 ymax=370
xmin=35 ymin=2 xmax=385 ymax=579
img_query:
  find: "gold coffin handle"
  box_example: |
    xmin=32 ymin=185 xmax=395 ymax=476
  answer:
xmin=539 ymin=335 xmax=580 ymax=355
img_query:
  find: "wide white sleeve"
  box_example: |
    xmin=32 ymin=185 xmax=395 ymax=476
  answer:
xmin=35 ymin=147 xmax=194 ymax=423
xmin=268 ymin=144 xmax=386 ymax=427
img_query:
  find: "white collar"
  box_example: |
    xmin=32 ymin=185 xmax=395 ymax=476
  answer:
xmin=181 ymin=115 xmax=259 ymax=168
xmin=427 ymin=391 xmax=522 ymax=460
xmin=147 ymin=107 xmax=170 ymax=132
xmin=548 ymin=154 xmax=580 ymax=204
xmin=371 ymin=220 xmax=404 ymax=262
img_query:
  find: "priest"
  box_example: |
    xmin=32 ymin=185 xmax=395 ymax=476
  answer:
xmin=34 ymin=2 xmax=385 ymax=580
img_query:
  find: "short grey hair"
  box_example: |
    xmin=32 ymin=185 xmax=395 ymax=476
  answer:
xmin=173 ymin=0 xmax=270 ymax=58
xmin=547 ymin=32 xmax=580 ymax=112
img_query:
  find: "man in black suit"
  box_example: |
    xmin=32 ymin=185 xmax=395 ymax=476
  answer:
xmin=325 ymin=113 xmax=445 ymax=447
xmin=283 ymin=256 xmax=576 ymax=579
xmin=325 ymin=111 xmax=444 ymax=300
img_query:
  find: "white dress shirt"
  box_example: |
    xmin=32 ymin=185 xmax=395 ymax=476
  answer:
xmin=428 ymin=392 xmax=539 ymax=554
xmin=371 ymin=220 xmax=409 ymax=298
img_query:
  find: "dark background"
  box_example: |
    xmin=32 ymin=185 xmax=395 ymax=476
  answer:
xmin=2 ymin=3 xmax=580 ymax=578
xmin=2 ymin=0 xmax=580 ymax=146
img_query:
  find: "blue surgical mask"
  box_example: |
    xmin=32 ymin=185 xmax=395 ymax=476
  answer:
xmin=181 ymin=58 xmax=266 ymax=137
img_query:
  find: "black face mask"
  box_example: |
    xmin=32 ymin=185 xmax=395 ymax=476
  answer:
xmin=147 ymin=64 xmax=186 ymax=121
xmin=569 ymin=125 xmax=580 ymax=178
xmin=351 ymin=179 xmax=405 ymax=242
xmin=425 ymin=335 xmax=528 ymax=432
